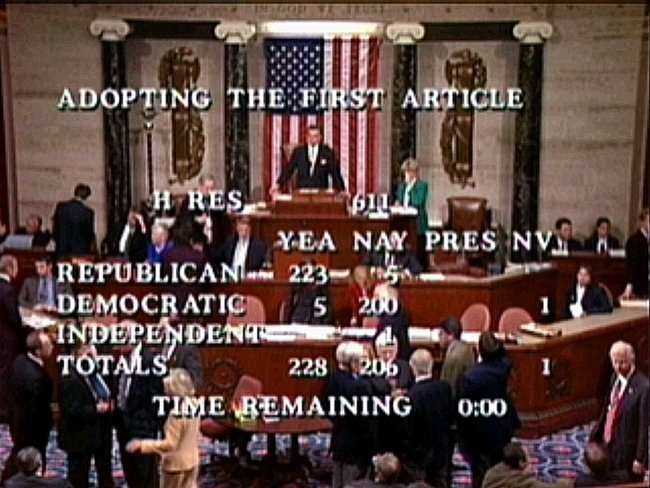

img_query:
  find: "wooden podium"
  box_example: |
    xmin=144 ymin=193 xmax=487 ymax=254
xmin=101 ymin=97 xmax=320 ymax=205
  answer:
xmin=274 ymin=191 xmax=347 ymax=216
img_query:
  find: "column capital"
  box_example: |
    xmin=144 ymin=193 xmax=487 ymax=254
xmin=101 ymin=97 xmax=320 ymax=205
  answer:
xmin=215 ymin=22 xmax=256 ymax=44
xmin=513 ymin=22 xmax=553 ymax=45
xmin=385 ymin=23 xmax=425 ymax=45
xmin=89 ymin=18 xmax=130 ymax=41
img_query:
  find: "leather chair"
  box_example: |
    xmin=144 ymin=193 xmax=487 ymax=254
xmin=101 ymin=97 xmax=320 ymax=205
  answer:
xmin=226 ymin=295 xmax=266 ymax=325
xmin=461 ymin=303 xmax=491 ymax=332
xmin=498 ymin=307 xmax=533 ymax=334
xmin=446 ymin=197 xmax=489 ymax=232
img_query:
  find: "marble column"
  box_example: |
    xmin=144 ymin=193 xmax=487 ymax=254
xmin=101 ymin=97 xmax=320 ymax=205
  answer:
xmin=511 ymin=22 xmax=553 ymax=261
xmin=215 ymin=22 xmax=256 ymax=201
xmin=90 ymin=19 xmax=131 ymax=254
xmin=386 ymin=23 xmax=424 ymax=192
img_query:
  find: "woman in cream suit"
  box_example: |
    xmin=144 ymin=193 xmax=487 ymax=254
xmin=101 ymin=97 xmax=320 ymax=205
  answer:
xmin=126 ymin=368 xmax=200 ymax=488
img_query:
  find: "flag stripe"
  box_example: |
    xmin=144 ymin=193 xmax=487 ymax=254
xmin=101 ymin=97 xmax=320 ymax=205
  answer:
xmin=263 ymin=36 xmax=380 ymax=196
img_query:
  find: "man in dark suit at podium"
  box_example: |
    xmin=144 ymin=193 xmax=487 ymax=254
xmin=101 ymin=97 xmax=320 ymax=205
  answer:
xmin=271 ymin=126 xmax=346 ymax=193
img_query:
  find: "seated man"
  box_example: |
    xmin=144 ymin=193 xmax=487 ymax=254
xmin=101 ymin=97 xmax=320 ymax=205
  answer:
xmin=16 ymin=214 xmax=51 ymax=248
xmin=215 ymin=216 xmax=267 ymax=273
xmin=548 ymin=217 xmax=582 ymax=255
xmin=564 ymin=265 xmax=612 ymax=319
xmin=482 ymin=443 xmax=572 ymax=488
xmin=5 ymin=447 xmax=71 ymax=488
xmin=575 ymin=442 xmax=629 ymax=486
xmin=621 ymin=208 xmax=649 ymax=299
xmin=19 ymin=255 xmax=72 ymax=312
xmin=363 ymin=233 xmax=422 ymax=277
xmin=583 ymin=217 xmax=620 ymax=253
xmin=147 ymin=223 xmax=173 ymax=263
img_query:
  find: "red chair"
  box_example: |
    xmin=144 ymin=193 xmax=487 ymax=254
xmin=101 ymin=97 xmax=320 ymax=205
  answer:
xmin=226 ymin=295 xmax=266 ymax=325
xmin=498 ymin=307 xmax=533 ymax=334
xmin=200 ymin=374 xmax=263 ymax=458
xmin=461 ymin=303 xmax=491 ymax=332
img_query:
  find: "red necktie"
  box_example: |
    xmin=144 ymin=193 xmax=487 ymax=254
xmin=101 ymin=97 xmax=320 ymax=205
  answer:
xmin=603 ymin=380 xmax=623 ymax=443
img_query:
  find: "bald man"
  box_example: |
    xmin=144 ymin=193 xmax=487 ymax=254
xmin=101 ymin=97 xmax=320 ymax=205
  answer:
xmin=403 ymin=349 xmax=453 ymax=488
xmin=590 ymin=341 xmax=648 ymax=481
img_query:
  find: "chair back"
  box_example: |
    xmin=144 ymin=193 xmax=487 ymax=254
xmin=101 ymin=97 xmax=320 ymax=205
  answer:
xmin=227 ymin=295 xmax=266 ymax=325
xmin=447 ymin=197 xmax=489 ymax=232
xmin=461 ymin=303 xmax=491 ymax=332
xmin=498 ymin=307 xmax=533 ymax=334
xmin=232 ymin=374 xmax=263 ymax=404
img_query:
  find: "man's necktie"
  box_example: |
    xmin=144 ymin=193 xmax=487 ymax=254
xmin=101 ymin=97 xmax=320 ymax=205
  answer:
xmin=117 ymin=374 xmax=131 ymax=411
xmin=598 ymin=242 xmax=607 ymax=254
xmin=603 ymin=380 xmax=623 ymax=443
xmin=88 ymin=373 xmax=111 ymax=402
xmin=38 ymin=278 xmax=47 ymax=304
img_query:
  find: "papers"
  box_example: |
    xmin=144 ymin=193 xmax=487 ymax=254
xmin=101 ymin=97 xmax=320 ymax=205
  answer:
xmin=328 ymin=269 xmax=350 ymax=280
xmin=608 ymin=249 xmax=625 ymax=258
xmin=367 ymin=211 xmax=390 ymax=220
xmin=519 ymin=322 xmax=562 ymax=338
xmin=419 ymin=272 xmax=446 ymax=282
xmin=389 ymin=206 xmax=417 ymax=216
xmin=275 ymin=193 xmax=292 ymax=201
xmin=19 ymin=307 xmax=59 ymax=330
xmin=619 ymin=299 xmax=649 ymax=309
xmin=569 ymin=302 xmax=584 ymax=318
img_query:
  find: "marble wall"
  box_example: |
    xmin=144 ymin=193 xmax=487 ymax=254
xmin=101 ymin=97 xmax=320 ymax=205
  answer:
xmin=5 ymin=3 xmax=647 ymax=245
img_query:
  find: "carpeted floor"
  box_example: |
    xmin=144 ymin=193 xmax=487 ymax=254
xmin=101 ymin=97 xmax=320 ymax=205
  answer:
xmin=0 ymin=423 xmax=593 ymax=487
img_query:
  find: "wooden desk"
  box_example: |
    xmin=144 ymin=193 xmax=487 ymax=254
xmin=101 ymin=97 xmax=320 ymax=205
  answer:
xmin=245 ymin=213 xmax=417 ymax=270
xmin=551 ymin=253 xmax=627 ymax=315
xmin=74 ymin=266 xmax=555 ymax=330
xmin=201 ymin=307 xmax=649 ymax=438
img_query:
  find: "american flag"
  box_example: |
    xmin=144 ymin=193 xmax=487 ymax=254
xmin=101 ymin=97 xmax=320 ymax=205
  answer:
xmin=263 ymin=36 xmax=381 ymax=196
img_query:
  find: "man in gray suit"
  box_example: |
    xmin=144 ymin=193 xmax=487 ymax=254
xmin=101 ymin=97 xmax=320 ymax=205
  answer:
xmin=19 ymin=255 xmax=72 ymax=312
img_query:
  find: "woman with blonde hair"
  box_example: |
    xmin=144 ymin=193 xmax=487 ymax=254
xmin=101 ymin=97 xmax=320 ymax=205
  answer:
xmin=395 ymin=157 xmax=429 ymax=269
xmin=126 ymin=368 xmax=200 ymax=488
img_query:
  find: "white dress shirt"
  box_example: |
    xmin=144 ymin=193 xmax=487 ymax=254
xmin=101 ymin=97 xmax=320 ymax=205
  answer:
xmin=570 ymin=285 xmax=586 ymax=318
xmin=597 ymin=238 xmax=608 ymax=253
xmin=232 ymin=238 xmax=249 ymax=271
xmin=118 ymin=225 xmax=133 ymax=253
xmin=403 ymin=181 xmax=416 ymax=207
xmin=308 ymin=145 xmax=318 ymax=175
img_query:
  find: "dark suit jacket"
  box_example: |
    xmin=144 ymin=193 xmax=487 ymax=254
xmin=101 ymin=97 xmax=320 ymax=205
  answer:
xmin=15 ymin=228 xmax=51 ymax=248
xmin=624 ymin=230 xmax=649 ymax=297
xmin=176 ymin=195 xmax=230 ymax=248
xmin=115 ymin=349 xmax=164 ymax=441
xmin=121 ymin=225 xmax=148 ymax=263
xmin=574 ymin=469 xmax=629 ymax=486
xmin=363 ymin=250 xmax=423 ymax=275
xmin=277 ymin=144 xmax=345 ymax=190
xmin=326 ymin=370 xmax=375 ymax=465
xmin=591 ymin=370 xmax=649 ymax=473
xmin=216 ymin=235 xmax=267 ymax=272
xmin=405 ymin=378 xmax=453 ymax=471
xmin=457 ymin=354 xmax=521 ymax=462
xmin=550 ymin=236 xmax=583 ymax=253
xmin=5 ymin=473 xmax=72 ymax=488
xmin=583 ymin=234 xmax=621 ymax=253
xmin=0 ymin=277 xmax=26 ymax=422
xmin=52 ymin=199 xmax=95 ymax=257
xmin=58 ymin=370 xmax=112 ymax=453
xmin=375 ymin=305 xmax=410 ymax=362
xmin=564 ymin=284 xmax=613 ymax=319
xmin=162 ymin=245 xmax=208 ymax=316
xmin=18 ymin=276 xmax=73 ymax=309
xmin=10 ymin=354 xmax=53 ymax=451
xmin=287 ymin=284 xmax=331 ymax=325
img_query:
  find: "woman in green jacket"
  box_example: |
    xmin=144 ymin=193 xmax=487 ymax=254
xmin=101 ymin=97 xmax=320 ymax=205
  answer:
xmin=395 ymin=157 xmax=429 ymax=269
